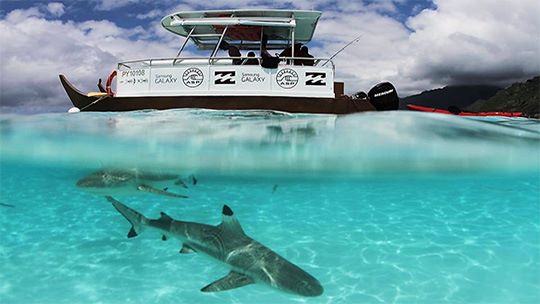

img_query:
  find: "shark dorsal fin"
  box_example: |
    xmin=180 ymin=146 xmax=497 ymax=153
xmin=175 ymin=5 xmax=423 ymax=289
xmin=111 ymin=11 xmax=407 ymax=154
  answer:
xmin=159 ymin=212 xmax=173 ymax=222
xmin=219 ymin=205 xmax=244 ymax=235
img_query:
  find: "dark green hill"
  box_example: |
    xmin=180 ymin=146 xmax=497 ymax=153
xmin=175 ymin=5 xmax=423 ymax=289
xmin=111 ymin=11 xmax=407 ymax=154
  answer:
xmin=399 ymin=85 xmax=502 ymax=110
xmin=466 ymin=76 xmax=540 ymax=117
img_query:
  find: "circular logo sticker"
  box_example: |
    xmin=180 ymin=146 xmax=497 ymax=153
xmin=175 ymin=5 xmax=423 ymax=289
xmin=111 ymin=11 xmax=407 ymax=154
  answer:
xmin=182 ymin=67 xmax=204 ymax=88
xmin=276 ymin=68 xmax=299 ymax=89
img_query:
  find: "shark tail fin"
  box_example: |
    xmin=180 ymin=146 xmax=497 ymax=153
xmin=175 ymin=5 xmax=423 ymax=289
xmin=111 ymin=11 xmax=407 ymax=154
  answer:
xmin=106 ymin=196 xmax=148 ymax=238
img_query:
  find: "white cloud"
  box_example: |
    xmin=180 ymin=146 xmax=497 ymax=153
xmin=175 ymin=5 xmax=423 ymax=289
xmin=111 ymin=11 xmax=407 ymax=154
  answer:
xmin=46 ymin=3 xmax=65 ymax=17
xmin=135 ymin=9 xmax=163 ymax=20
xmin=94 ymin=0 xmax=138 ymax=11
xmin=401 ymin=0 xmax=540 ymax=88
xmin=0 ymin=7 xmax=177 ymax=112
xmin=365 ymin=0 xmax=398 ymax=14
xmin=313 ymin=9 xmax=411 ymax=92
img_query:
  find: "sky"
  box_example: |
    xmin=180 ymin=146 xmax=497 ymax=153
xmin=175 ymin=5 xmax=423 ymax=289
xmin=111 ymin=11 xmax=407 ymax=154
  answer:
xmin=0 ymin=0 xmax=539 ymax=113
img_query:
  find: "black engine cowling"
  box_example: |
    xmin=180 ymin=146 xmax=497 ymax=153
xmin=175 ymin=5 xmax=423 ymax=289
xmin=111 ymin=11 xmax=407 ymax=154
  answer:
xmin=368 ymin=82 xmax=399 ymax=111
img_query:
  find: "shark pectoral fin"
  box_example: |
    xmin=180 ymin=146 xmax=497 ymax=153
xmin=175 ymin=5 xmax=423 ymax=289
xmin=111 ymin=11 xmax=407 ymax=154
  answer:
xmin=201 ymin=271 xmax=254 ymax=293
xmin=179 ymin=244 xmax=195 ymax=254
xmin=137 ymin=184 xmax=189 ymax=199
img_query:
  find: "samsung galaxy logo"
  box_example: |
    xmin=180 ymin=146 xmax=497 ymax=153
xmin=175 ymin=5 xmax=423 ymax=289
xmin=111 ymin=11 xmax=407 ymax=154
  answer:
xmin=241 ymin=72 xmax=265 ymax=83
xmin=374 ymin=89 xmax=394 ymax=97
xmin=154 ymin=74 xmax=178 ymax=84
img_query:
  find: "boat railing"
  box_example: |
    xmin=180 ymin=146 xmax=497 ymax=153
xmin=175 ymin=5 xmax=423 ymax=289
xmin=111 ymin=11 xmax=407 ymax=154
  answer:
xmin=118 ymin=56 xmax=335 ymax=71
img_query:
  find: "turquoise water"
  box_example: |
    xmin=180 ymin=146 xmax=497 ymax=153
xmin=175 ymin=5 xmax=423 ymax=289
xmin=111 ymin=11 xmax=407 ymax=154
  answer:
xmin=1 ymin=110 xmax=539 ymax=303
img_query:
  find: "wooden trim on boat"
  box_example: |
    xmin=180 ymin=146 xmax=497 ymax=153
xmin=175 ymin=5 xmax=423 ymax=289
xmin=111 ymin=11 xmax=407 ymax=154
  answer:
xmin=59 ymin=74 xmax=375 ymax=114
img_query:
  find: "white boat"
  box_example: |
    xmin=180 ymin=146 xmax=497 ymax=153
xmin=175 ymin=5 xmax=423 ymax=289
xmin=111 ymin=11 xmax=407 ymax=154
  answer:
xmin=60 ymin=9 xmax=398 ymax=113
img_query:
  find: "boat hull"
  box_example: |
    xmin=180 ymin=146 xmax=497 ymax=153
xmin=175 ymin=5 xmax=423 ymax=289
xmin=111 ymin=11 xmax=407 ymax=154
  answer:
xmin=60 ymin=75 xmax=375 ymax=114
xmin=406 ymin=104 xmax=523 ymax=117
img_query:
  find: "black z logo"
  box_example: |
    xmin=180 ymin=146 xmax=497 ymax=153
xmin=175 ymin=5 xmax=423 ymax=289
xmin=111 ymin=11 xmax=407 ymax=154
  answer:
xmin=214 ymin=71 xmax=235 ymax=84
xmin=305 ymin=72 xmax=326 ymax=86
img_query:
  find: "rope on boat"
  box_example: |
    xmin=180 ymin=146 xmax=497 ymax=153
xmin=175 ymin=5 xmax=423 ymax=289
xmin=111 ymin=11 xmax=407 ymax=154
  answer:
xmin=80 ymin=95 xmax=108 ymax=111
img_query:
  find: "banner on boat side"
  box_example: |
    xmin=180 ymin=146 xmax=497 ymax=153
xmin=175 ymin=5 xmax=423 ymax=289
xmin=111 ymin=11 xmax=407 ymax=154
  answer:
xmin=151 ymin=70 xmax=184 ymax=92
xmin=270 ymin=67 xmax=333 ymax=96
xmin=182 ymin=67 xmax=204 ymax=88
xmin=154 ymin=74 xmax=178 ymax=85
xmin=149 ymin=67 xmax=210 ymax=93
xmin=117 ymin=68 xmax=150 ymax=96
xmin=214 ymin=71 xmax=235 ymax=85
xmin=305 ymin=72 xmax=326 ymax=86
xmin=116 ymin=65 xmax=334 ymax=98
xmin=276 ymin=68 xmax=299 ymax=89
xmin=210 ymin=66 xmax=271 ymax=92
xmin=240 ymin=72 xmax=265 ymax=83
xmin=118 ymin=69 xmax=149 ymax=86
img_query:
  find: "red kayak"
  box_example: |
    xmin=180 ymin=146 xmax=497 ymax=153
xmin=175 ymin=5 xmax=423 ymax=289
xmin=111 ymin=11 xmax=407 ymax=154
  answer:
xmin=406 ymin=104 xmax=523 ymax=117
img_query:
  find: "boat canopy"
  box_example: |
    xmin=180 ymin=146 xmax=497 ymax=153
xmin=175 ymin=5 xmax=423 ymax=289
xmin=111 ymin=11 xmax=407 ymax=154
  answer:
xmin=161 ymin=9 xmax=321 ymax=50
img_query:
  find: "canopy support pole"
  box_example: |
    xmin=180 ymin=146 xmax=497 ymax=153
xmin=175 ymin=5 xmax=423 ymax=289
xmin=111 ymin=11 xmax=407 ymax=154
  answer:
xmin=177 ymin=27 xmax=195 ymax=57
xmin=291 ymin=28 xmax=295 ymax=64
xmin=211 ymin=26 xmax=229 ymax=59
xmin=291 ymin=13 xmax=296 ymax=65
xmin=260 ymin=27 xmax=264 ymax=55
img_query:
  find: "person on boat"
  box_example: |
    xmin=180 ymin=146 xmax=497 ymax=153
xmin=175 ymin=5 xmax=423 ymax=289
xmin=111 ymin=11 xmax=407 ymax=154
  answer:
xmin=297 ymin=46 xmax=314 ymax=66
xmin=278 ymin=45 xmax=291 ymax=58
xmin=260 ymin=35 xmax=280 ymax=68
xmin=229 ymin=46 xmax=242 ymax=65
xmin=97 ymin=79 xmax=106 ymax=93
xmin=243 ymin=52 xmax=259 ymax=65
xmin=219 ymin=41 xmax=242 ymax=65
xmin=279 ymin=43 xmax=303 ymax=64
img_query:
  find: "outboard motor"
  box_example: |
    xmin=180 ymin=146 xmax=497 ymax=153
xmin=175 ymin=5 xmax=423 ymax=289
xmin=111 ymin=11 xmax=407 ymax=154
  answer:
xmin=368 ymin=82 xmax=399 ymax=111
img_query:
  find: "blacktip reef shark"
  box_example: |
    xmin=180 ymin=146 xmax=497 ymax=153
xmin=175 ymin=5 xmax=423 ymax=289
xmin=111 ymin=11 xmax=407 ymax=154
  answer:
xmin=76 ymin=169 xmax=188 ymax=198
xmin=106 ymin=196 xmax=324 ymax=297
